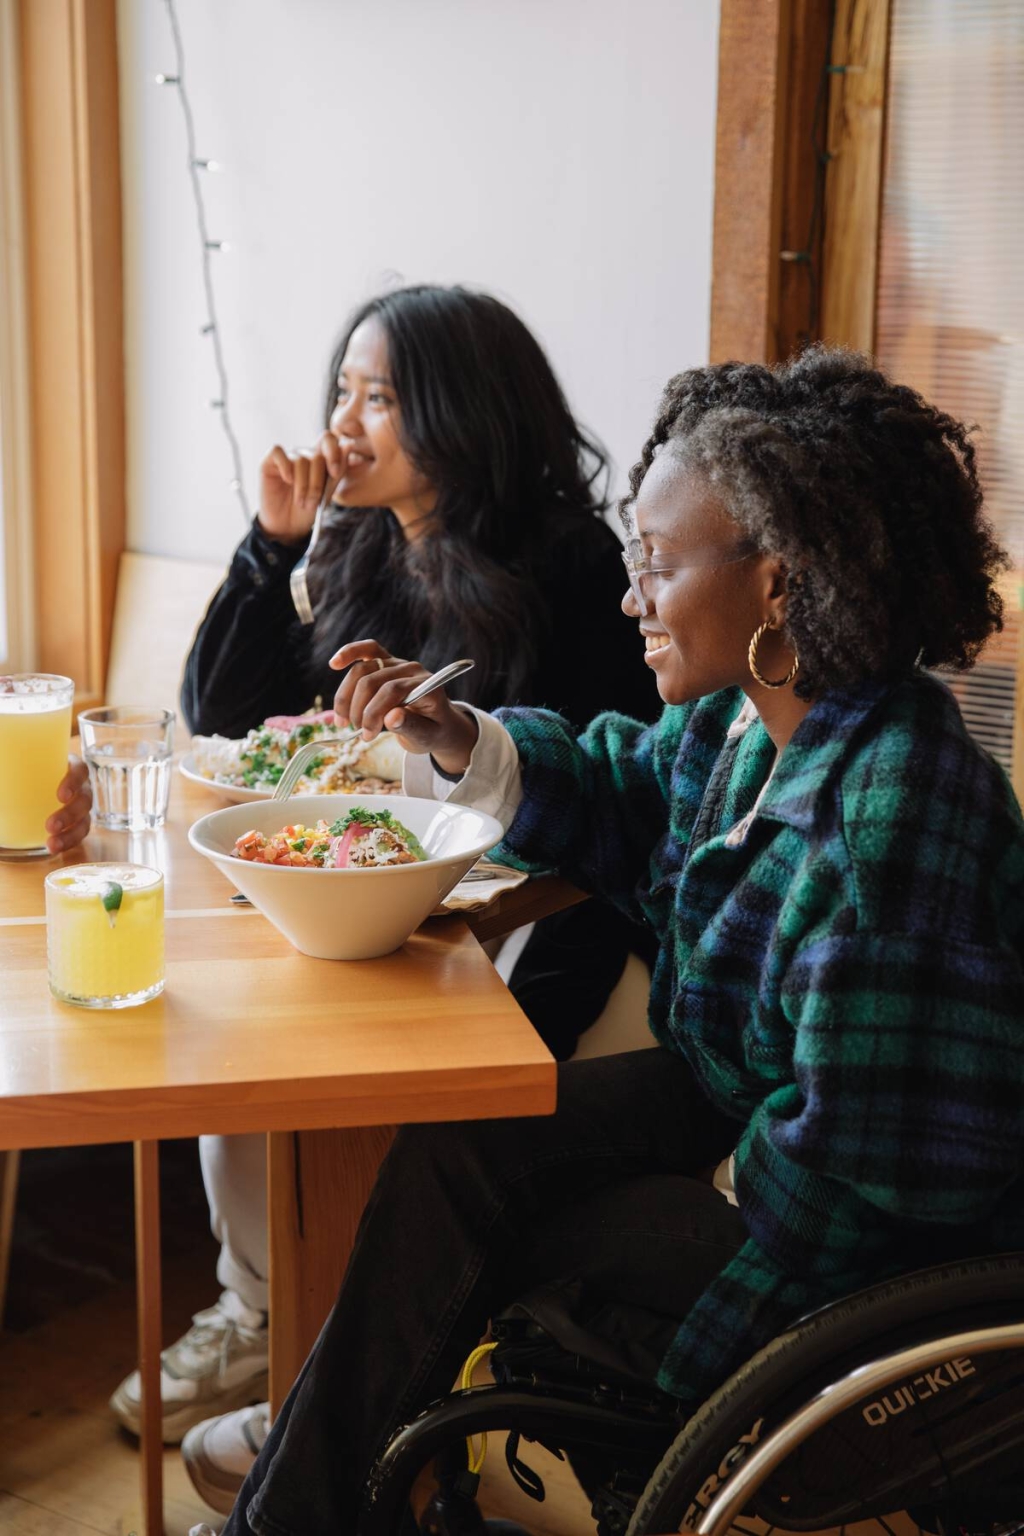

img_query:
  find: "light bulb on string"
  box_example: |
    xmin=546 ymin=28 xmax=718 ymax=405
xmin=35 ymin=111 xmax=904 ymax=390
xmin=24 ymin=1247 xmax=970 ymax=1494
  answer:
xmin=157 ymin=0 xmax=251 ymax=524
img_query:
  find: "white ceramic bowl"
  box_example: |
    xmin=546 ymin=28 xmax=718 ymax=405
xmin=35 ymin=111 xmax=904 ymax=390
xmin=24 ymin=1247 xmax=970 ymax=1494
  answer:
xmin=188 ymin=793 xmax=504 ymax=960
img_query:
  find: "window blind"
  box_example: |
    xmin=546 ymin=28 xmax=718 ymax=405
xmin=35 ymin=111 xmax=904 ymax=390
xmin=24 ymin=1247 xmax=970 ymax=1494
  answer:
xmin=875 ymin=0 xmax=1024 ymax=773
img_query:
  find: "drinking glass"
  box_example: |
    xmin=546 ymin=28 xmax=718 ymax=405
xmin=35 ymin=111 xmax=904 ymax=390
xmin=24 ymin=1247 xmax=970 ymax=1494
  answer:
xmin=45 ymin=862 xmax=165 ymax=1008
xmin=0 ymin=674 xmax=74 ymax=858
xmin=79 ymin=706 xmax=175 ymax=831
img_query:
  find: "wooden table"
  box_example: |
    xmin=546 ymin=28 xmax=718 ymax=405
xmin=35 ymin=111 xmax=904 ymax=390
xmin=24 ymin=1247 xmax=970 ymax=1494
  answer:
xmin=0 ymin=766 xmax=577 ymax=1532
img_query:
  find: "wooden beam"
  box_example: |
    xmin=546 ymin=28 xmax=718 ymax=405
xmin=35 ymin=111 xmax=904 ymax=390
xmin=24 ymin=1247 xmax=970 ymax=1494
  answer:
xmin=19 ymin=0 xmax=125 ymax=705
xmin=774 ymin=0 xmax=835 ymax=359
xmin=820 ymin=0 xmax=893 ymax=354
xmin=0 ymin=1 xmax=36 ymax=672
xmin=710 ymin=0 xmax=838 ymax=365
xmin=709 ymin=0 xmax=789 ymax=364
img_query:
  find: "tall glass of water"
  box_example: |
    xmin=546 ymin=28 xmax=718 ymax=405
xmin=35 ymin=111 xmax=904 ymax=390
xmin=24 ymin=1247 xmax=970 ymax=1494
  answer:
xmin=79 ymin=706 xmax=175 ymax=831
xmin=0 ymin=674 xmax=74 ymax=858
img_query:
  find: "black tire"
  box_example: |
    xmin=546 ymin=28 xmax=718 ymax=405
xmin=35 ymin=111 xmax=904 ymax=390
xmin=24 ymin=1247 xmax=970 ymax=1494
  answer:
xmin=627 ymin=1253 xmax=1024 ymax=1536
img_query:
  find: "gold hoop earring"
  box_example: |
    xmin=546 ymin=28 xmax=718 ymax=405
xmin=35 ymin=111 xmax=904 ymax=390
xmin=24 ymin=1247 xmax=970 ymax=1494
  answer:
xmin=748 ymin=619 xmax=799 ymax=689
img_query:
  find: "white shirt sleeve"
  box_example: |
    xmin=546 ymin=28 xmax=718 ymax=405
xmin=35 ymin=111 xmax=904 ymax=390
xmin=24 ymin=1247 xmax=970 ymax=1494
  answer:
xmin=401 ymin=705 xmax=524 ymax=832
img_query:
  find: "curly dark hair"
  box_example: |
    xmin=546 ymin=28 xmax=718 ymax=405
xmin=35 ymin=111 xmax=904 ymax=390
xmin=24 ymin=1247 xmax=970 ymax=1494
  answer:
xmin=621 ymin=346 xmax=1008 ymax=699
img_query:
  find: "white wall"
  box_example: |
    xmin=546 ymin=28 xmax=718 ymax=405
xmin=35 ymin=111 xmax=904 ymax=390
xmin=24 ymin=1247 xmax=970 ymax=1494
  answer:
xmin=118 ymin=0 xmax=719 ymax=564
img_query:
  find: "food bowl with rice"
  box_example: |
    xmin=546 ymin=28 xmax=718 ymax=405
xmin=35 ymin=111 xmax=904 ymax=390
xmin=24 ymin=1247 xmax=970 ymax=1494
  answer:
xmin=188 ymin=794 xmax=504 ymax=959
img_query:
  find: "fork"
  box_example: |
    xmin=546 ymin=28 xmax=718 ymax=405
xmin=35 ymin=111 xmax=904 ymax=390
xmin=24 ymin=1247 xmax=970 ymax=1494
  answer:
xmin=271 ymin=734 xmax=353 ymax=802
xmin=271 ymin=659 xmax=475 ymax=802
xmin=288 ymin=482 xmax=334 ymax=625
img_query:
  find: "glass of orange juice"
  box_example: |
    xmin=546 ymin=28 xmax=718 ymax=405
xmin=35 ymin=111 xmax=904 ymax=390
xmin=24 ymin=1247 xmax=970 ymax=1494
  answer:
xmin=0 ymin=674 xmax=74 ymax=858
xmin=45 ymin=863 xmax=165 ymax=1008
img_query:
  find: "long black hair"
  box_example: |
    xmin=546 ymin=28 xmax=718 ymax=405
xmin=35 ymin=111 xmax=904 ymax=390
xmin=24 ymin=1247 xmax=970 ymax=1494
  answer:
xmin=622 ymin=346 xmax=1007 ymax=700
xmin=308 ymin=284 xmax=609 ymax=707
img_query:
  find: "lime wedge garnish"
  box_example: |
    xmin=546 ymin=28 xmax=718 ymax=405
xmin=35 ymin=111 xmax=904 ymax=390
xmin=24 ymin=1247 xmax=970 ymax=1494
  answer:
xmin=100 ymin=881 xmax=123 ymax=926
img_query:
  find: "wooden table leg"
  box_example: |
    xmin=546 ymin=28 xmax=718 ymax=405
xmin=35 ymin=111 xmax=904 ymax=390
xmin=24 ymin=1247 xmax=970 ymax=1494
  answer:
xmin=0 ymin=1148 xmax=21 ymax=1328
xmin=267 ymin=1126 xmax=394 ymax=1413
xmin=134 ymin=1140 xmax=164 ymax=1536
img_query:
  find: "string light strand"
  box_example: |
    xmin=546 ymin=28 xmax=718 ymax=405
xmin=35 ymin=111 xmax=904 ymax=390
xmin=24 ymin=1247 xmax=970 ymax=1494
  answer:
xmin=157 ymin=0 xmax=251 ymax=524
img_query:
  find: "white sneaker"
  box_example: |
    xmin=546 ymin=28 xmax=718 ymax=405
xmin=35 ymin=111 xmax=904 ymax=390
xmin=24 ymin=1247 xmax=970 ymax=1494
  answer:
xmin=188 ymin=1527 xmax=220 ymax=1536
xmin=109 ymin=1290 xmax=269 ymax=1445
xmin=182 ymin=1401 xmax=270 ymax=1515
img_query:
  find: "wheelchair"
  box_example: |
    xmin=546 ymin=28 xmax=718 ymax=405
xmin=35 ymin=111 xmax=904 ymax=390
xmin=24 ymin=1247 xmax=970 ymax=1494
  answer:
xmin=360 ymin=1252 xmax=1024 ymax=1536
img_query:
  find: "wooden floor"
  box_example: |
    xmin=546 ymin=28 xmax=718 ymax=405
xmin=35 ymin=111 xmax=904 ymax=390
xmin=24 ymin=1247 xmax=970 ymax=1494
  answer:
xmin=0 ymin=1144 xmax=595 ymax=1536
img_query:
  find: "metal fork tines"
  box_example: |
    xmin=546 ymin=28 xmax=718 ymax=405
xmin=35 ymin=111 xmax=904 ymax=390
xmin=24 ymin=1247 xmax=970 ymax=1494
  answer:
xmin=272 ymin=736 xmax=351 ymax=801
xmin=272 ymin=661 xmax=476 ymax=802
xmin=288 ymin=489 xmax=332 ymax=625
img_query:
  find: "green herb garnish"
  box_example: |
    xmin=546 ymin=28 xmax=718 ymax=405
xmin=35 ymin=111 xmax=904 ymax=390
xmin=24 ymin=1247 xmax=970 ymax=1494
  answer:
xmin=328 ymin=807 xmax=428 ymax=861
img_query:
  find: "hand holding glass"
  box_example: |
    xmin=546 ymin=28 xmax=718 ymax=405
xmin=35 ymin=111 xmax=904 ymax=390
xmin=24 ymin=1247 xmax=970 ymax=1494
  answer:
xmin=78 ymin=706 xmax=174 ymax=831
xmin=0 ymin=674 xmax=74 ymax=858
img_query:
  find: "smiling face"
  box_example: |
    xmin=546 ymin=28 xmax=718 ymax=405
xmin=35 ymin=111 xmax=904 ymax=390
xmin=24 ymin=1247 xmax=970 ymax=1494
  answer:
xmin=622 ymin=449 xmax=786 ymax=706
xmin=328 ymin=317 xmax=437 ymax=531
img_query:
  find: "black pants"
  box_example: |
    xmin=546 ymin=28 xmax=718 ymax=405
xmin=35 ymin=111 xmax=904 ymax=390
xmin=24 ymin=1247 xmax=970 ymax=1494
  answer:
xmin=224 ymin=1049 xmax=747 ymax=1536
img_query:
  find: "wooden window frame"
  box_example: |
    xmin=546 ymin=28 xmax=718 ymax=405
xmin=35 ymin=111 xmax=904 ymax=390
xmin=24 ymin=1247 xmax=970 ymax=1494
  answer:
xmin=0 ymin=0 xmax=36 ymax=673
xmin=16 ymin=0 xmax=125 ymax=709
xmin=711 ymin=0 xmax=1024 ymax=800
xmin=711 ymin=0 xmax=892 ymax=366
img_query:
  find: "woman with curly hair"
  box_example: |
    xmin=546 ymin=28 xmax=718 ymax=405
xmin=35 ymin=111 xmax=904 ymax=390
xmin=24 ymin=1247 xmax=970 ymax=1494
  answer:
xmin=211 ymin=348 xmax=1024 ymax=1536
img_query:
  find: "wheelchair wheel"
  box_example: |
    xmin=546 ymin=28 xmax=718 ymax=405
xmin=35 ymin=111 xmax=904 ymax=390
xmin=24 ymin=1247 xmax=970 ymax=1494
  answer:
xmin=627 ymin=1253 xmax=1024 ymax=1536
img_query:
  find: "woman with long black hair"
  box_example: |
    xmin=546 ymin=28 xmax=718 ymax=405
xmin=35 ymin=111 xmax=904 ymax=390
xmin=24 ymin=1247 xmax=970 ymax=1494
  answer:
xmin=109 ymin=285 xmax=655 ymax=1505
xmin=181 ymin=283 xmax=645 ymax=737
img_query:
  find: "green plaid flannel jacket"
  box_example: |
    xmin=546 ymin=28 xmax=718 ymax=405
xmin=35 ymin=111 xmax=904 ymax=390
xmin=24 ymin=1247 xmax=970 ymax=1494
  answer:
xmin=492 ymin=673 xmax=1024 ymax=1405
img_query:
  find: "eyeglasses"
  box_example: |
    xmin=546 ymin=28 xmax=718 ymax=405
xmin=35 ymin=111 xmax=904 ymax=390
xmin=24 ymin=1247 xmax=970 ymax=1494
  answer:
xmin=621 ymin=537 xmax=758 ymax=616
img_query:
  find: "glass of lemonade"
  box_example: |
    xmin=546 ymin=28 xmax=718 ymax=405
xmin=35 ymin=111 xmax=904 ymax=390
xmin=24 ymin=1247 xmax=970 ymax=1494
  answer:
xmin=0 ymin=674 xmax=74 ymax=858
xmin=78 ymin=706 xmax=175 ymax=832
xmin=45 ymin=862 xmax=165 ymax=1008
